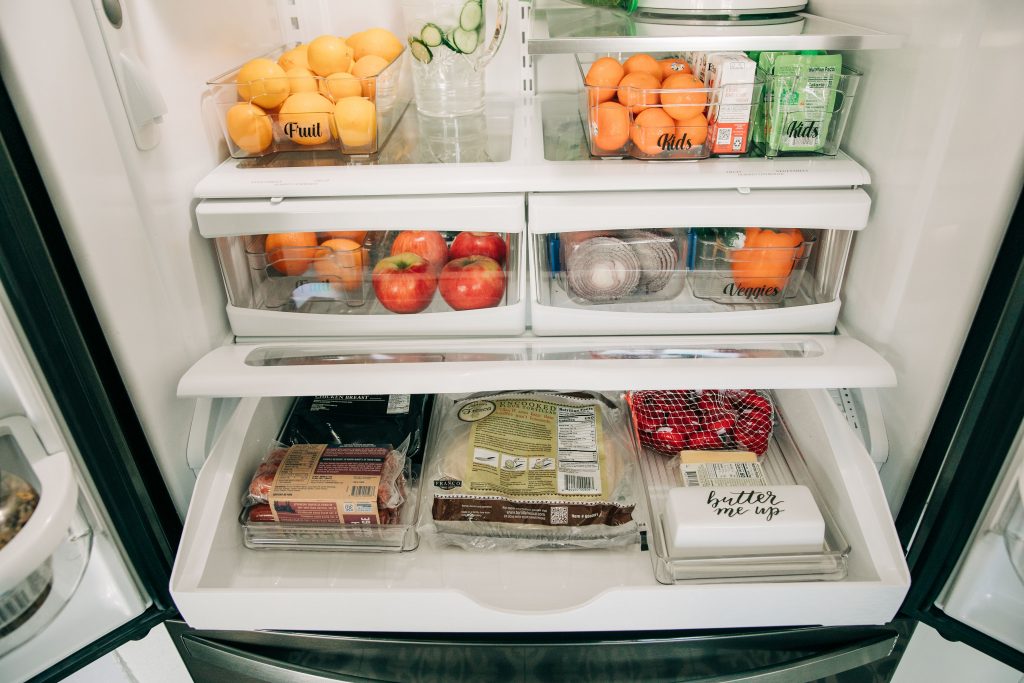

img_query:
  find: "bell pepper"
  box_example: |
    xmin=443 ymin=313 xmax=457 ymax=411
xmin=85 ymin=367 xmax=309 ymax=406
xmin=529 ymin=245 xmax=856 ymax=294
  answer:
xmin=727 ymin=228 xmax=804 ymax=291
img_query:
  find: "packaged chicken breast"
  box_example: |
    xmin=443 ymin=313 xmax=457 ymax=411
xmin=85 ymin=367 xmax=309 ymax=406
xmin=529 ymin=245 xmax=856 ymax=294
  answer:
xmin=420 ymin=391 xmax=641 ymax=551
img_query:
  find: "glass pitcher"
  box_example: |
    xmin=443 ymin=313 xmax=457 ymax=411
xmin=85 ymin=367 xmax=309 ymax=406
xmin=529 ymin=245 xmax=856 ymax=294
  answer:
xmin=401 ymin=0 xmax=508 ymax=117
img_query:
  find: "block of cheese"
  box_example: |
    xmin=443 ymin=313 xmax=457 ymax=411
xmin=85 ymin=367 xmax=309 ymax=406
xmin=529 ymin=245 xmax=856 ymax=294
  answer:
xmin=663 ymin=485 xmax=824 ymax=558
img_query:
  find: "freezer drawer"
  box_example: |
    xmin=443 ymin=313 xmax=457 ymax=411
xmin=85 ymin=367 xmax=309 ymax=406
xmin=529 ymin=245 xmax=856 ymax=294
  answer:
xmin=170 ymin=388 xmax=909 ymax=632
xmin=529 ymin=189 xmax=868 ymax=335
xmin=196 ymin=194 xmax=527 ymax=337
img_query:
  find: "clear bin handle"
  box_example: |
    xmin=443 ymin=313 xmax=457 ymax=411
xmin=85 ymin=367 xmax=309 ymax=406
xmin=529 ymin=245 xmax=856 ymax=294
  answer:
xmin=0 ymin=416 xmax=78 ymax=593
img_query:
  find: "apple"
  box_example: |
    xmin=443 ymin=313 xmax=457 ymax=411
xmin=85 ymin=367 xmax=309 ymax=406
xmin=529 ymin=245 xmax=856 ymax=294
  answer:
xmin=449 ymin=232 xmax=507 ymax=265
xmin=390 ymin=231 xmax=448 ymax=273
xmin=439 ymin=256 xmax=506 ymax=311
xmin=372 ymin=252 xmax=437 ymax=314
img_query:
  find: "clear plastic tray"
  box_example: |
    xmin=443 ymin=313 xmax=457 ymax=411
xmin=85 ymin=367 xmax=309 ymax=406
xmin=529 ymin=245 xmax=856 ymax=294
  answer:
xmin=215 ymin=229 xmax=521 ymax=318
xmin=753 ymin=65 xmax=861 ymax=158
xmin=690 ymin=229 xmax=817 ymax=305
xmin=637 ymin=404 xmax=850 ymax=584
xmin=240 ymin=457 xmax=420 ymax=553
xmin=207 ymin=44 xmax=408 ymax=158
xmin=576 ymin=53 xmax=762 ymax=161
xmin=553 ymin=229 xmax=687 ymax=305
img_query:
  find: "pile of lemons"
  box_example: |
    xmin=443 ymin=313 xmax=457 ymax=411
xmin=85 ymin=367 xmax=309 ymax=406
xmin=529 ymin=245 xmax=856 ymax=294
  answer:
xmin=225 ymin=29 xmax=403 ymax=155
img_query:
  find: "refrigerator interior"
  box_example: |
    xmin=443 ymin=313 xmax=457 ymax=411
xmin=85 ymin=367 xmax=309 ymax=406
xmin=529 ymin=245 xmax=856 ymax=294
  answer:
xmin=0 ymin=283 xmax=147 ymax=682
xmin=0 ymin=0 xmax=1019 ymax=647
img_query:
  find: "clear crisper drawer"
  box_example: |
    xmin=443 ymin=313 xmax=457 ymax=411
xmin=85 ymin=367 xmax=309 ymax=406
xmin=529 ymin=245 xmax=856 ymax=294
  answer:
xmin=197 ymin=194 xmax=526 ymax=337
xmin=528 ymin=189 xmax=868 ymax=336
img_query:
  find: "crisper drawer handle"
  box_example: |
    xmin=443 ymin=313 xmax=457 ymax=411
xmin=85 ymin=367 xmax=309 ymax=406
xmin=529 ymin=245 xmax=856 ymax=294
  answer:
xmin=0 ymin=416 xmax=78 ymax=593
xmin=183 ymin=635 xmax=389 ymax=683
xmin=687 ymin=634 xmax=897 ymax=683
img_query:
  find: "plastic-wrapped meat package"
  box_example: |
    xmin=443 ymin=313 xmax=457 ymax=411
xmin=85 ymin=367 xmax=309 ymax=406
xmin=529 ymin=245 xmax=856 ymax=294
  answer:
xmin=420 ymin=391 xmax=641 ymax=550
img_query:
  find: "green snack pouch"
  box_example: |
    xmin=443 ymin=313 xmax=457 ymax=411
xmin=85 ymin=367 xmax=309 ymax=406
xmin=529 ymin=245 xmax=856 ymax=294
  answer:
xmin=766 ymin=53 xmax=843 ymax=154
xmin=750 ymin=51 xmax=794 ymax=149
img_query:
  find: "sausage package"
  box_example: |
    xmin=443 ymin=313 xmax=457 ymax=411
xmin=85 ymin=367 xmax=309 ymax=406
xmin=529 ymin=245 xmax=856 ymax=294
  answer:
xmin=419 ymin=391 xmax=641 ymax=551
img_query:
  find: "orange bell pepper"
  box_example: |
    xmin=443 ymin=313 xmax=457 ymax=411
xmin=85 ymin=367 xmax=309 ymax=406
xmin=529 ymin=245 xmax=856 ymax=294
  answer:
xmin=729 ymin=228 xmax=804 ymax=291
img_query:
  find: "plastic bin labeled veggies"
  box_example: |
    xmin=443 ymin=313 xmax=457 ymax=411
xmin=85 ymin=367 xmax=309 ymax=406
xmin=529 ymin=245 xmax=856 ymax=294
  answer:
xmin=690 ymin=228 xmax=815 ymax=305
xmin=208 ymin=32 xmax=408 ymax=158
xmin=577 ymin=53 xmax=763 ymax=160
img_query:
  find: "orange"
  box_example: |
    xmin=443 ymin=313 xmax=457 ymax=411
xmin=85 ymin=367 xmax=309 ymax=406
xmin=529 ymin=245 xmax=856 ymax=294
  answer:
xmin=351 ymin=55 xmax=389 ymax=99
xmin=278 ymin=45 xmax=310 ymax=72
xmin=307 ymin=35 xmax=353 ymax=76
xmin=236 ymin=58 xmax=289 ymax=109
xmin=623 ymin=54 xmax=662 ymax=80
xmin=659 ymin=58 xmax=692 ymax=80
xmin=348 ymin=28 xmax=403 ymax=63
xmin=224 ymin=103 xmax=272 ymax=154
xmin=333 ymin=96 xmax=376 ymax=149
xmin=661 ymin=73 xmax=707 ymax=121
xmin=314 ymin=238 xmax=365 ymax=291
xmin=265 ymin=232 xmax=318 ymax=275
xmin=320 ymin=72 xmax=362 ymax=101
xmin=285 ymin=67 xmax=317 ymax=94
xmin=278 ymin=92 xmax=334 ymax=145
xmin=617 ymin=72 xmax=661 ymax=114
xmin=318 ymin=230 xmax=368 ymax=243
xmin=585 ymin=57 xmax=624 ymax=105
xmin=675 ymin=112 xmax=709 ymax=148
xmin=630 ymin=107 xmax=675 ymax=156
xmin=592 ymin=101 xmax=629 ymax=152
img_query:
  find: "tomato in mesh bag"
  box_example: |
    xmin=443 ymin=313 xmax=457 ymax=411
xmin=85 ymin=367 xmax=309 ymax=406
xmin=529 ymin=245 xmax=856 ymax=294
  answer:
xmin=627 ymin=390 xmax=775 ymax=456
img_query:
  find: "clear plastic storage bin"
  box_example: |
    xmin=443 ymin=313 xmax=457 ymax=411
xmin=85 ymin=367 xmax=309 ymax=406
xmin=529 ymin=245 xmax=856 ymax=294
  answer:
xmin=207 ymin=44 xmax=408 ymax=158
xmin=754 ymin=65 xmax=861 ymax=158
xmin=576 ymin=53 xmax=762 ymax=161
xmin=636 ymin=401 xmax=850 ymax=584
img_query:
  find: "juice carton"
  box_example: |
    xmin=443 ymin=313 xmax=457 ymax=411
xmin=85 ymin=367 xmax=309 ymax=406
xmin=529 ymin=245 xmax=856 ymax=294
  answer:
xmin=705 ymin=52 xmax=756 ymax=155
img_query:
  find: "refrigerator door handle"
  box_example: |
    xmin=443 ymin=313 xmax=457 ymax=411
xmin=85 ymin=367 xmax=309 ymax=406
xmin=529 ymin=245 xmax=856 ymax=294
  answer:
xmin=688 ymin=634 xmax=897 ymax=683
xmin=181 ymin=635 xmax=389 ymax=683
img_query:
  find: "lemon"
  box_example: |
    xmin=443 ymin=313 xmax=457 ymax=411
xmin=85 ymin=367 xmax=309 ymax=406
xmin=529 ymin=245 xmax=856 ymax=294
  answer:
xmin=277 ymin=44 xmax=309 ymax=72
xmin=285 ymin=67 xmax=317 ymax=94
xmin=351 ymin=55 xmax=389 ymax=99
xmin=333 ymin=96 xmax=376 ymax=149
xmin=307 ymin=35 xmax=353 ymax=77
xmin=321 ymin=71 xmax=361 ymax=101
xmin=279 ymin=92 xmax=334 ymax=145
xmin=225 ymin=103 xmax=273 ymax=154
xmin=236 ymin=58 xmax=289 ymax=109
xmin=348 ymin=28 xmax=402 ymax=63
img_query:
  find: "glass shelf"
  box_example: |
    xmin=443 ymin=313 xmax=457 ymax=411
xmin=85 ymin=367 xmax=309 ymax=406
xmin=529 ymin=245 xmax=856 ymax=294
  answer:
xmin=529 ymin=0 xmax=902 ymax=54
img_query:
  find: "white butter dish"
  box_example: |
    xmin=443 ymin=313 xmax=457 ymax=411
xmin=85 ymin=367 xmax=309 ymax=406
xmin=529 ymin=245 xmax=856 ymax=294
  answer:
xmin=663 ymin=484 xmax=825 ymax=558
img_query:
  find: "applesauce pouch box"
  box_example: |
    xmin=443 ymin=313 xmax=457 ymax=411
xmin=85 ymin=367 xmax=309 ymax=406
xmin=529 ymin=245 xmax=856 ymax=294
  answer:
xmin=266 ymin=444 xmax=386 ymax=525
xmin=705 ymin=52 xmax=756 ymax=155
xmin=765 ymin=52 xmax=842 ymax=154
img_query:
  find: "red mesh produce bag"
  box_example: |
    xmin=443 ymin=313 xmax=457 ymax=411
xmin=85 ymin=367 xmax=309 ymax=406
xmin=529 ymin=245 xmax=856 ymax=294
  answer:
xmin=627 ymin=390 xmax=775 ymax=456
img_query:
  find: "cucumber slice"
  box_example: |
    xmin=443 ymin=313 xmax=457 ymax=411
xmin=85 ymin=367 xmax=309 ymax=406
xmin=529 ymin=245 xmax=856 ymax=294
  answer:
xmin=460 ymin=1 xmax=483 ymax=30
xmin=420 ymin=23 xmax=443 ymax=47
xmin=452 ymin=27 xmax=479 ymax=54
xmin=442 ymin=30 xmax=460 ymax=53
xmin=409 ymin=37 xmax=433 ymax=63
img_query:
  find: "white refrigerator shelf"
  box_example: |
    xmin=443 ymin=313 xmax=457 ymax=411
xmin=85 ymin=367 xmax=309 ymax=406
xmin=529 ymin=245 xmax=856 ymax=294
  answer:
xmin=170 ymin=389 xmax=909 ymax=632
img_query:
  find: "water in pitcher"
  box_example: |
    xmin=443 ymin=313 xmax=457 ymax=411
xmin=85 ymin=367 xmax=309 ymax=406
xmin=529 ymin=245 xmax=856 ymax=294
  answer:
xmin=402 ymin=0 xmax=506 ymax=117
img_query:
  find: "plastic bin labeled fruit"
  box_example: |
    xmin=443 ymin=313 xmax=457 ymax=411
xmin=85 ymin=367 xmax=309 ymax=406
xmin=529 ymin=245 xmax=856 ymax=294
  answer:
xmin=213 ymin=228 xmax=525 ymax=336
xmin=690 ymin=228 xmax=816 ymax=305
xmin=554 ymin=229 xmax=686 ymax=305
xmin=753 ymin=65 xmax=861 ymax=158
xmin=576 ymin=53 xmax=762 ymax=161
xmin=207 ymin=41 xmax=407 ymax=158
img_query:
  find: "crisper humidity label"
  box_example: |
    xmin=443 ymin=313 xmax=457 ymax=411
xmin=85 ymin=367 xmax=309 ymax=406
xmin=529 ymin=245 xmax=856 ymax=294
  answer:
xmin=680 ymin=461 xmax=768 ymax=488
xmin=462 ymin=398 xmax=605 ymax=500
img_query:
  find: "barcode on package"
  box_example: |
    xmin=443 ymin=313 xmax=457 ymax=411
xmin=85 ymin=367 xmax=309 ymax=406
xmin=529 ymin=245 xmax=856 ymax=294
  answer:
xmin=679 ymin=461 xmax=768 ymax=487
xmin=350 ymin=485 xmax=376 ymax=496
xmin=386 ymin=394 xmax=411 ymax=414
xmin=558 ymin=471 xmax=600 ymax=495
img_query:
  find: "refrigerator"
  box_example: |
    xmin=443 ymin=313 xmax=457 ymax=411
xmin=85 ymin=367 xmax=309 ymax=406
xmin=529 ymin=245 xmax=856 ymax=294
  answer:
xmin=0 ymin=0 xmax=1022 ymax=680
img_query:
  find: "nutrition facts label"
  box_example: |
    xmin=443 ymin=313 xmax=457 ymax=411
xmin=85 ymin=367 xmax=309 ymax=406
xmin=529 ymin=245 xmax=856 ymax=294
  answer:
xmin=556 ymin=406 xmax=600 ymax=495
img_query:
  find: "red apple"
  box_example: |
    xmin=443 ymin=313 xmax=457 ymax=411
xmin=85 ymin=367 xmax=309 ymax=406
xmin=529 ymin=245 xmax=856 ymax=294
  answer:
xmin=372 ymin=252 xmax=438 ymax=314
xmin=449 ymin=232 xmax=507 ymax=265
xmin=390 ymin=231 xmax=448 ymax=273
xmin=439 ymin=256 xmax=506 ymax=311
